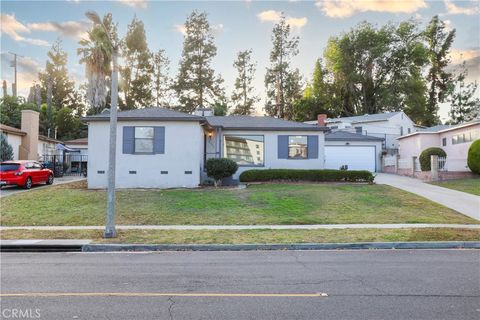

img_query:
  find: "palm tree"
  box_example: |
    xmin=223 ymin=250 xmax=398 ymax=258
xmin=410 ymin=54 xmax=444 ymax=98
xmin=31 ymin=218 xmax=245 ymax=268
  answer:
xmin=78 ymin=14 xmax=116 ymax=114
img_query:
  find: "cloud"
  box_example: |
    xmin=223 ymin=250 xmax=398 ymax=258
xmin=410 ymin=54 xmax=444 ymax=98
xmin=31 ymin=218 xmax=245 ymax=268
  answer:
xmin=316 ymin=0 xmax=427 ymax=18
xmin=174 ymin=23 xmax=224 ymax=35
xmin=28 ymin=20 xmax=90 ymax=41
xmin=449 ymin=48 xmax=480 ymax=65
xmin=257 ymin=10 xmax=308 ymax=29
xmin=443 ymin=0 xmax=479 ymax=15
xmin=0 ymin=14 xmax=49 ymax=46
xmin=117 ymin=0 xmax=148 ymax=9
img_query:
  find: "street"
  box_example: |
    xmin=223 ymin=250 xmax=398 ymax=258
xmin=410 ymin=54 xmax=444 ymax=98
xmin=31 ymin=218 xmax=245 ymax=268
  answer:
xmin=1 ymin=250 xmax=479 ymax=319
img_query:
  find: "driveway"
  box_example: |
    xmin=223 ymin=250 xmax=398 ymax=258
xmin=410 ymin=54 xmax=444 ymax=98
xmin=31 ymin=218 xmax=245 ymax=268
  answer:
xmin=375 ymin=173 xmax=480 ymax=221
xmin=0 ymin=176 xmax=85 ymax=198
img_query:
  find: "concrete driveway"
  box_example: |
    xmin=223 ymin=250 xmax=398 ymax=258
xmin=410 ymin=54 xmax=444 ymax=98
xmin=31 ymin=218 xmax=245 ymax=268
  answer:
xmin=375 ymin=173 xmax=480 ymax=221
xmin=0 ymin=176 xmax=85 ymax=198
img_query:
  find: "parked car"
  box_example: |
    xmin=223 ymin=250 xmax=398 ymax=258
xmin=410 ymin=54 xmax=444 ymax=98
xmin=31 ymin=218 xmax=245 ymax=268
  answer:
xmin=0 ymin=160 xmax=54 ymax=189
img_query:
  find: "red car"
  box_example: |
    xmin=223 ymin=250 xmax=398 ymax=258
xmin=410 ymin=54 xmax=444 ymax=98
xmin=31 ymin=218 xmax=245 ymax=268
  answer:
xmin=0 ymin=160 xmax=54 ymax=189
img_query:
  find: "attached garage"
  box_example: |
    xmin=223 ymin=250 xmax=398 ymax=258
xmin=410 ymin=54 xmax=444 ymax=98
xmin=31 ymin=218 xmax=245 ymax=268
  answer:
xmin=324 ymin=131 xmax=384 ymax=172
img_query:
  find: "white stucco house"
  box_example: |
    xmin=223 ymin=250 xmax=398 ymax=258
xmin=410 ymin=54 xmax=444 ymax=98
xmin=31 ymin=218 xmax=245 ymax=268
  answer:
xmin=306 ymin=111 xmax=416 ymax=152
xmin=83 ymin=107 xmax=329 ymax=189
xmin=397 ymin=119 xmax=480 ymax=172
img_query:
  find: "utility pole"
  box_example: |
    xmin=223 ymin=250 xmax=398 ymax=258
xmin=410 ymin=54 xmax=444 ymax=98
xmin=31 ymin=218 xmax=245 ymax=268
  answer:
xmin=8 ymin=52 xmax=23 ymax=97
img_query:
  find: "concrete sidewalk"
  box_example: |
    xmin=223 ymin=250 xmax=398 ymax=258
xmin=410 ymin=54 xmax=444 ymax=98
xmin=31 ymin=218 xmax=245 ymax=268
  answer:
xmin=1 ymin=223 xmax=479 ymax=231
xmin=375 ymin=173 xmax=480 ymax=221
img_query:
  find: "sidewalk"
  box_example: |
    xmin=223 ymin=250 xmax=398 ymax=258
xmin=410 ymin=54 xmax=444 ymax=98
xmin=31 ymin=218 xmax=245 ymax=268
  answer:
xmin=1 ymin=223 xmax=479 ymax=231
xmin=375 ymin=173 xmax=480 ymax=221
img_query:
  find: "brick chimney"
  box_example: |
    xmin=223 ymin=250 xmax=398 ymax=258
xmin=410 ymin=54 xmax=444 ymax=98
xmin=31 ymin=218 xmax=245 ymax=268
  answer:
xmin=19 ymin=110 xmax=39 ymax=160
xmin=317 ymin=114 xmax=327 ymax=126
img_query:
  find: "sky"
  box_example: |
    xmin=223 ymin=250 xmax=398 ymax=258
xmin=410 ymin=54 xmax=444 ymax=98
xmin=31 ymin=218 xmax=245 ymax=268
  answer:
xmin=1 ymin=0 xmax=479 ymax=122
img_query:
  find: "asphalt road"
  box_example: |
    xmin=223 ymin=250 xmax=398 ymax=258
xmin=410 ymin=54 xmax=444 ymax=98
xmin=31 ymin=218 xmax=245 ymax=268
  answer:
xmin=1 ymin=250 xmax=479 ymax=320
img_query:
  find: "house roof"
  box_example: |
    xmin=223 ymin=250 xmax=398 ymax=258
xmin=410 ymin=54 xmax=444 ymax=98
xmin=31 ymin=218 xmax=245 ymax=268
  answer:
xmin=0 ymin=124 xmax=26 ymax=136
xmin=39 ymin=135 xmax=64 ymax=144
xmin=326 ymin=112 xmax=402 ymax=124
xmin=398 ymin=119 xmax=480 ymax=140
xmin=82 ymin=107 xmax=204 ymax=122
xmin=205 ymin=115 xmax=328 ymax=131
xmin=64 ymin=137 xmax=88 ymax=145
xmin=325 ymin=131 xmax=384 ymax=141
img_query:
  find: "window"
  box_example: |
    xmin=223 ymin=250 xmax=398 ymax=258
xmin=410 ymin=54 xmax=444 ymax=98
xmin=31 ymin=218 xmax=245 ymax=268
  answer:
xmin=408 ymin=128 xmax=411 ymax=134
xmin=288 ymin=136 xmax=308 ymax=159
xmin=442 ymin=138 xmax=447 ymax=146
xmin=452 ymin=130 xmax=479 ymax=145
xmin=400 ymin=127 xmax=403 ymax=136
xmin=224 ymin=135 xmax=264 ymax=166
xmin=134 ymin=127 xmax=154 ymax=153
xmin=355 ymin=126 xmax=362 ymax=134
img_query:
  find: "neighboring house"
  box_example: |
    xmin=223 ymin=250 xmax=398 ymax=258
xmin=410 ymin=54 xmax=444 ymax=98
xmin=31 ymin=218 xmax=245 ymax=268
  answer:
xmin=324 ymin=131 xmax=384 ymax=172
xmin=64 ymin=138 xmax=88 ymax=174
xmin=306 ymin=111 xmax=416 ymax=152
xmin=83 ymin=107 xmax=328 ymax=189
xmin=397 ymin=120 xmax=480 ymax=172
xmin=1 ymin=110 xmax=62 ymax=161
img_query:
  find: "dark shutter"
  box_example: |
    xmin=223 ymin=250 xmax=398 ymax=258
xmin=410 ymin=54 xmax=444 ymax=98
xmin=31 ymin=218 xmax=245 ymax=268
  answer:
xmin=307 ymin=135 xmax=319 ymax=159
xmin=278 ymin=135 xmax=289 ymax=159
xmin=122 ymin=126 xmax=135 ymax=154
xmin=154 ymin=126 xmax=165 ymax=154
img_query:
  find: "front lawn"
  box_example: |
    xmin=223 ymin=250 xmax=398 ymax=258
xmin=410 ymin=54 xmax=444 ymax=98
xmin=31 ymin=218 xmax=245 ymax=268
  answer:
xmin=429 ymin=178 xmax=480 ymax=196
xmin=1 ymin=228 xmax=478 ymax=244
xmin=0 ymin=181 xmax=477 ymax=226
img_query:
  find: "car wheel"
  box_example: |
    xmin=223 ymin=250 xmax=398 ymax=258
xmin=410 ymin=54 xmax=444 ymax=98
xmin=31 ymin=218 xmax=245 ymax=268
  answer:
xmin=24 ymin=177 xmax=32 ymax=189
xmin=46 ymin=174 xmax=54 ymax=185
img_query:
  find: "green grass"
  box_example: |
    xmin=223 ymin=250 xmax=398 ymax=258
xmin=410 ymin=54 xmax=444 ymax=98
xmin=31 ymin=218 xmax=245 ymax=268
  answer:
xmin=0 ymin=228 xmax=478 ymax=244
xmin=0 ymin=181 xmax=477 ymax=226
xmin=429 ymin=178 xmax=480 ymax=196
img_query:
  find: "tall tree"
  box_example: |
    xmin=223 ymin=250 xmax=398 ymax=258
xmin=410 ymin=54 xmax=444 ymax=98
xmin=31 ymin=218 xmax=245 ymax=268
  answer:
xmin=424 ymin=15 xmax=456 ymax=126
xmin=448 ymin=63 xmax=480 ymax=124
xmin=173 ymin=11 xmax=223 ymax=113
xmin=152 ymin=49 xmax=172 ymax=107
xmin=78 ymin=13 xmax=117 ymax=115
xmin=121 ymin=16 xmax=153 ymax=109
xmin=38 ymin=39 xmax=76 ymax=110
xmin=264 ymin=14 xmax=301 ymax=120
xmin=231 ymin=49 xmax=259 ymax=115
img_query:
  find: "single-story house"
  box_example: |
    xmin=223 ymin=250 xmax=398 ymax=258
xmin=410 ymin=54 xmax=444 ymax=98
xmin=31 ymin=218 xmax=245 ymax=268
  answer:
xmin=324 ymin=131 xmax=384 ymax=172
xmin=83 ymin=107 xmax=329 ymax=189
xmin=0 ymin=123 xmax=25 ymax=160
xmin=397 ymin=119 xmax=480 ymax=172
xmin=306 ymin=111 xmax=416 ymax=152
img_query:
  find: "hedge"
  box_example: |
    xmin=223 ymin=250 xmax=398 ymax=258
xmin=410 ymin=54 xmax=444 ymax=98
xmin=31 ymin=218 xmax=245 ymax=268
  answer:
xmin=419 ymin=147 xmax=446 ymax=171
xmin=467 ymin=139 xmax=480 ymax=174
xmin=239 ymin=169 xmax=374 ymax=183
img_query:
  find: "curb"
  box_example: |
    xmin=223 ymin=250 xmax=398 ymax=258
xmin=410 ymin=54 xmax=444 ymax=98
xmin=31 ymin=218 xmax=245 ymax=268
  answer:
xmin=82 ymin=241 xmax=480 ymax=252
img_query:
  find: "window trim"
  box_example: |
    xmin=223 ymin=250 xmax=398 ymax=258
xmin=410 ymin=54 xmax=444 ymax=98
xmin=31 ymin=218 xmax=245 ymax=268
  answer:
xmin=133 ymin=126 xmax=155 ymax=154
xmin=223 ymin=134 xmax=265 ymax=167
xmin=287 ymin=135 xmax=308 ymax=160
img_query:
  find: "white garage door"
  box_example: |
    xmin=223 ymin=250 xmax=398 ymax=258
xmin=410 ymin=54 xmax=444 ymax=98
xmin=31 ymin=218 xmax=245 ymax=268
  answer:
xmin=325 ymin=146 xmax=376 ymax=172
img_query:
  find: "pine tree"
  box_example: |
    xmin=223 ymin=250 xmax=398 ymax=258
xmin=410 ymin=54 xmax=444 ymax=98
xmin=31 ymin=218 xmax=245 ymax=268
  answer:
xmin=231 ymin=49 xmax=259 ymax=115
xmin=424 ymin=16 xmax=456 ymax=126
xmin=0 ymin=133 xmax=13 ymax=161
xmin=121 ymin=16 xmax=153 ymax=109
xmin=448 ymin=63 xmax=480 ymax=124
xmin=173 ymin=11 xmax=223 ymax=113
xmin=152 ymin=49 xmax=172 ymax=107
xmin=264 ymin=14 xmax=302 ymax=120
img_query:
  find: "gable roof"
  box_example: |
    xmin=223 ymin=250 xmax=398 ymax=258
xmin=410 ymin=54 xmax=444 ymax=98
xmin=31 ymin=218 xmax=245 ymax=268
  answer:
xmin=0 ymin=124 xmax=26 ymax=136
xmin=327 ymin=112 xmax=402 ymax=124
xmin=205 ymin=115 xmax=328 ymax=131
xmin=325 ymin=131 xmax=384 ymax=141
xmin=417 ymin=125 xmax=452 ymax=133
xmin=398 ymin=119 xmax=480 ymax=140
xmin=64 ymin=137 xmax=88 ymax=145
xmin=83 ymin=107 xmax=204 ymax=122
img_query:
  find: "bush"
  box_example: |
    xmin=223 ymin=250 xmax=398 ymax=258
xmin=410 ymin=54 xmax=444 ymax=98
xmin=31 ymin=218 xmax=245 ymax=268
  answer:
xmin=205 ymin=158 xmax=238 ymax=187
xmin=239 ymin=169 xmax=374 ymax=183
xmin=0 ymin=133 xmax=13 ymax=162
xmin=419 ymin=147 xmax=446 ymax=171
xmin=467 ymin=139 xmax=480 ymax=174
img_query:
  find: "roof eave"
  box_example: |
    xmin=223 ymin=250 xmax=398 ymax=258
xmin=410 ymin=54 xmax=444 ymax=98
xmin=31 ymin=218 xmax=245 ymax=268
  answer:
xmin=82 ymin=116 xmax=205 ymax=122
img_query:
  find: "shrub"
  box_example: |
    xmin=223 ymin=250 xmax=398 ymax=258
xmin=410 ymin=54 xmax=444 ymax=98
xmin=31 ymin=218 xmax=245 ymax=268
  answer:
xmin=239 ymin=169 xmax=374 ymax=183
xmin=419 ymin=147 xmax=446 ymax=171
xmin=205 ymin=158 xmax=238 ymax=187
xmin=0 ymin=133 xmax=13 ymax=162
xmin=467 ymin=139 xmax=480 ymax=174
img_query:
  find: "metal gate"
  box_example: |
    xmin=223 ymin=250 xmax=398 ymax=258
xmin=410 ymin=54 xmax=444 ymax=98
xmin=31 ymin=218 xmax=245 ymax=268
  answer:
xmin=40 ymin=154 xmax=88 ymax=177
